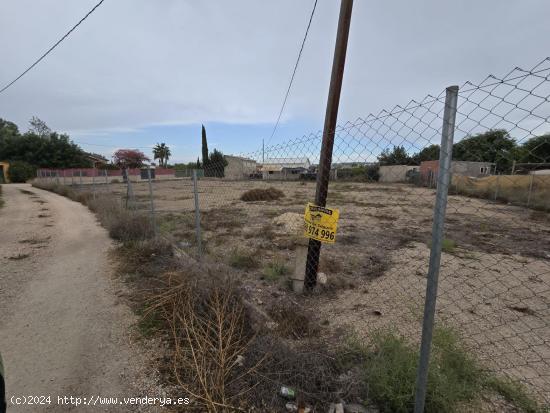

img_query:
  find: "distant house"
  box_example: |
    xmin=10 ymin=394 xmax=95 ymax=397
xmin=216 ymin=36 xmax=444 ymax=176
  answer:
xmin=420 ymin=160 xmax=494 ymax=186
xmin=85 ymin=152 xmax=109 ymax=168
xmin=261 ymin=157 xmax=311 ymax=180
xmin=379 ymin=165 xmax=418 ymax=183
xmin=224 ymin=155 xmax=258 ymax=180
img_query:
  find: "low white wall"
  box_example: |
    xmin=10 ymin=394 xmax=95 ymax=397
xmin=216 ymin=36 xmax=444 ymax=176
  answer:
xmin=379 ymin=165 xmax=417 ymax=183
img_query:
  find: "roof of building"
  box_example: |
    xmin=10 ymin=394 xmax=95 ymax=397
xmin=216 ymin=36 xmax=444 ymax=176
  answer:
xmin=225 ymin=155 xmax=257 ymax=163
xmin=85 ymin=152 xmax=109 ymax=162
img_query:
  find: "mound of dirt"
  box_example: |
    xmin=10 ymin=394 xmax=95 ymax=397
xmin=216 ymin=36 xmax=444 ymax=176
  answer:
xmin=273 ymin=212 xmax=303 ymax=235
xmin=240 ymin=187 xmax=285 ymax=202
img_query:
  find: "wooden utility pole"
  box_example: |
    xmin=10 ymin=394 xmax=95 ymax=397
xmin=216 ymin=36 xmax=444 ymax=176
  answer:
xmin=304 ymin=0 xmax=354 ymax=290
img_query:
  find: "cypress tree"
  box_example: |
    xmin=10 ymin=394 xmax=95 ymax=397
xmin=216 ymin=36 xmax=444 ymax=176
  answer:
xmin=201 ymin=125 xmax=209 ymax=168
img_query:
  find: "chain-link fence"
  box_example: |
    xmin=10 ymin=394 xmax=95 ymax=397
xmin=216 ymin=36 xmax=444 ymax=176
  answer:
xmin=36 ymin=57 xmax=550 ymax=411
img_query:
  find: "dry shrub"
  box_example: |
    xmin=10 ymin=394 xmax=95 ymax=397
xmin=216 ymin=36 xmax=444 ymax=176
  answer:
xmin=107 ymin=210 xmax=154 ymax=241
xmin=74 ymin=191 xmax=93 ymax=205
xmin=148 ymin=268 xmax=350 ymax=411
xmin=240 ymin=187 xmax=285 ymax=202
xmin=268 ymin=302 xmax=319 ymax=339
xmin=149 ymin=271 xmax=260 ymax=411
xmin=229 ymin=248 xmax=259 ymax=270
xmin=115 ymin=238 xmax=174 ymax=277
xmin=244 ymin=335 xmax=352 ymax=411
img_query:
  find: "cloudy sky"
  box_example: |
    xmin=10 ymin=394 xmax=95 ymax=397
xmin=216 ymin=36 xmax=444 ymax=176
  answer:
xmin=0 ymin=0 xmax=548 ymax=163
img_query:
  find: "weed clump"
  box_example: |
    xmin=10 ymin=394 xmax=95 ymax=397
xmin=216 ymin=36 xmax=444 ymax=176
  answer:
xmin=484 ymin=377 xmax=543 ymax=413
xmin=342 ymin=328 xmax=481 ymax=413
xmin=107 ymin=211 xmax=154 ymax=241
xmin=240 ymin=187 xmax=285 ymax=202
xmin=268 ymin=302 xmax=319 ymax=339
xmin=341 ymin=327 xmax=544 ymax=413
xmin=428 ymin=238 xmax=457 ymax=254
xmin=263 ymin=260 xmax=289 ymax=281
xmin=115 ymin=238 xmax=173 ymax=277
xmin=229 ymin=248 xmax=259 ymax=269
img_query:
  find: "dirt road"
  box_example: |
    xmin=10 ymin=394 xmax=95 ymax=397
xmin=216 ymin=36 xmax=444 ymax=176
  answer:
xmin=0 ymin=184 xmax=158 ymax=412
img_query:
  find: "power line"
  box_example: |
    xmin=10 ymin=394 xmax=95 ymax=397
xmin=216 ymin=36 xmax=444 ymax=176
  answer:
xmin=0 ymin=0 xmax=106 ymax=95
xmin=265 ymin=0 xmax=318 ymax=147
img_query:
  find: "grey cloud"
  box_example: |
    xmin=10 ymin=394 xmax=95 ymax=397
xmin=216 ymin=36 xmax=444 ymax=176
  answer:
xmin=0 ymin=0 xmax=549 ymax=139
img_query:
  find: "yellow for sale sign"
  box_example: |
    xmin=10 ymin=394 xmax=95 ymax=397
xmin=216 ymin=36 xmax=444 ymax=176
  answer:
xmin=303 ymin=203 xmax=340 ymax=243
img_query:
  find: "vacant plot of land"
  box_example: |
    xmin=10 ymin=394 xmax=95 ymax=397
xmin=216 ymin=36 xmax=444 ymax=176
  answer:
xmin=74 ymin=178 xmax=550 ymax=404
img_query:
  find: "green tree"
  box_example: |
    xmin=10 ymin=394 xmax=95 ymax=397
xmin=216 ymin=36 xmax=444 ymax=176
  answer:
xmin=0 ymin=118 xmax=91 ymax=168
xmin=196 ymin=157 xmax=201 ymax=169
xmin=207 ymin=149 xmax=227 ymax=178
xmin=8 ymin=161 xmax=35 ymax=183
xmin=453 ymin=129 xmax=516 ymax=173
xmin=518 ymin=134 xmax=550 ymax=164
xmin=29 ymin=117 xmax=51 ymax=137
xmin=377 ymin=145 xmax=413 ymax=165
xmin=153 ymin=142 xmax=171 ymax=167
xmin=411 ymin=144 xmax=440 ymax=164
xmin=0 ymin=119 xmax=19 ymax=139
xmin=201 ymin=125 xmax=209 ymax=169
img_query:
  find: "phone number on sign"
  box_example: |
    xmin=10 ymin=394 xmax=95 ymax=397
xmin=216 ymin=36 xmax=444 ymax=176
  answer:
xmin=305 ymin=223 xmax=335 ymax=241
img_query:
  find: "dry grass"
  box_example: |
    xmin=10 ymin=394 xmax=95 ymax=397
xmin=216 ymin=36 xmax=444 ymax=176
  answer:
xmin=33 ymin=181 xmax=154 ymax=242
xmin=229 ymin=248 xmax=259 ymax=270
xmin=268 ymin=302 xmax=319 ymax=339
xmin=240 ymin=187 xmax=285 ymax=202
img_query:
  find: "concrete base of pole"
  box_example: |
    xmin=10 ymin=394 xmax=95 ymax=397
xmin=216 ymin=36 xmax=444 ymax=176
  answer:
xmin=292 ymin=245 xmax=309 ymax=293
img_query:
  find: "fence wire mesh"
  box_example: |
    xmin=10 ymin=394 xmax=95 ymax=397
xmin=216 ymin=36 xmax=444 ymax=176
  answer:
xmin=37 ymin=57 xmax=550 ymax=411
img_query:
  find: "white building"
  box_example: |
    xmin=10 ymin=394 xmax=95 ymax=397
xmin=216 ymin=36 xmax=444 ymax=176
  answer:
xmin=261 ymin=157 xmax=311 ymax=180
xmin=224 ymin=155 xmax=258 ymax=180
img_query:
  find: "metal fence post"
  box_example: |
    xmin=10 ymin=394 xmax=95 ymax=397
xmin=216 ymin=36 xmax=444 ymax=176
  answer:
xmin=126 ymin=172 xmax=135 ymax=209
xmin=147 ymin=167 xmax=157 ymax=236
xmin=192 ymin=169 xmax=202 ymax=259
xmin=79 ymin=169 xmax=83 ymax=187
xmin=92 ymin=168 xmax=96 ymax=198
xmin=494 ymin=173 xmax=500 ymax=201
xmin=414 ymin=85 xmax=459 ymax=413
xmin=527 ymin=174 xmax=534 ymax=207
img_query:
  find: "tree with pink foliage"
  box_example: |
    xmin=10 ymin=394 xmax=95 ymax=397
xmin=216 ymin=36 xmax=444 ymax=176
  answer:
xmin=112 ymin=149 xmax=150 ymax=169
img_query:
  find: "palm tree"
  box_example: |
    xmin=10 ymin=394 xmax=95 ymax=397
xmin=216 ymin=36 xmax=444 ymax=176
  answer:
xmin=153 ymin=143 xmax=171 ymax=167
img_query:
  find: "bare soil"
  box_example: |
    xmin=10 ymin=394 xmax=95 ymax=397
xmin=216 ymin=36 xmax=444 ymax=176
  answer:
xmin=80 ymin=178 xmax=550 ymax=405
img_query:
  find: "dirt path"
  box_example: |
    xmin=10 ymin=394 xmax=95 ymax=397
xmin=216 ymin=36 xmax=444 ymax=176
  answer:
xmin=0 ymin=184 xmax=158 ymax=412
